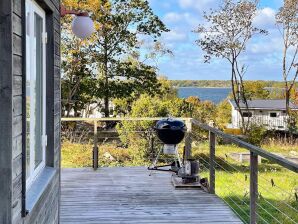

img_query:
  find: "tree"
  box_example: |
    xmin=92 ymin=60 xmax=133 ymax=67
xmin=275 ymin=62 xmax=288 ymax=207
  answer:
xmin=276 ymin=0 xmax=298 ymax=114
xmin=215 ymin=100 xmax=232 ymax=129
xmin=61 ymin=31 xmax=96 ymax=117
xmin=194 ymin=0 xmax=267 ymax=133
xmin=61 ymin=0 xmax=108 ymax=117
xmin=242 ymin=81 xmax=270 ymax=100
xmin=90 ymin=0 xmax=169 ymax=117
xmin=112 ymin=76 xmax=177 ymax=116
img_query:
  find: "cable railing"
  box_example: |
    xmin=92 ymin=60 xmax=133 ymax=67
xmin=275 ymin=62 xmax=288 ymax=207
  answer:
xmin=61 ymin=117 xmax=298 ymax=224
xmin=190 ymin=119 xmax=298 ymax=224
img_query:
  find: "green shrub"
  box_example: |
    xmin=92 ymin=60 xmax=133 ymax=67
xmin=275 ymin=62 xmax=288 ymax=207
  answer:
xmin=247 ymin=124 xmax=267 ymax=146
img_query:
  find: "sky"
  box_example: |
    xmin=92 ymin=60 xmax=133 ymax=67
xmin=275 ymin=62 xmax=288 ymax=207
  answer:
xmin=146 ymin=0 xmax=285 ymax=81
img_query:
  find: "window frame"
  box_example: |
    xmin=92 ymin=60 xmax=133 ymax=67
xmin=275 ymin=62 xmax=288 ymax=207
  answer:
xmin=269 ymin=112 xmax=278 ymax=118
xmin=242 ymin=111 xmax=253 ymax=118
xmin=25 ymin=0 xmax=47 ymax=189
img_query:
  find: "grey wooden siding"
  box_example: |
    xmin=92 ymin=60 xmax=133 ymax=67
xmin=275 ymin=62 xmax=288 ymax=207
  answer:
xmin=0 ymin=0 xmax=13 ymax=222
xmin=0 ymin=0 xmax=61 ymax=223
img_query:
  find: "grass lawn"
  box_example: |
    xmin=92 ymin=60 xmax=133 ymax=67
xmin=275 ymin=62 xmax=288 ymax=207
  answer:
xmin=61 ymin=140 xmax=298 ymax=223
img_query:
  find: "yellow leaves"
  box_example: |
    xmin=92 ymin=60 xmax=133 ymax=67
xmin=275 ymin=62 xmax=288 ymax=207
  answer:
xmin=62 ymin=0 xmax=110 ymax=18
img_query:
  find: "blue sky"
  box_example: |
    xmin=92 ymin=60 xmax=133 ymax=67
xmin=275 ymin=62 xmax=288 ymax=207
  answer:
xmin=147 ymin=0 xmax=285 ymax=80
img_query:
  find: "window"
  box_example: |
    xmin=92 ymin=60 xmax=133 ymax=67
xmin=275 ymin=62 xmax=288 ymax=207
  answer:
xmin=270 ymin=112 xmax=277 ymax=118
xmin=242 ymin=112 xmax=252 ymax=117
xmin=26 ymin=0 xmax=47 ymax=188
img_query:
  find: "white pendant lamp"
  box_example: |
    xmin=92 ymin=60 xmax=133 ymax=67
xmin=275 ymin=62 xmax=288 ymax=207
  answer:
xmin=61 ymin=5 xmax=95 ymax=39
xmin=72 ymin=15 xmax=95 ymax=39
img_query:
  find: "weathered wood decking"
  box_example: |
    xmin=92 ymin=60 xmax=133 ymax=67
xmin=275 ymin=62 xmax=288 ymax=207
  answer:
xmin=61 ymin=167 xmax=242 ymax=224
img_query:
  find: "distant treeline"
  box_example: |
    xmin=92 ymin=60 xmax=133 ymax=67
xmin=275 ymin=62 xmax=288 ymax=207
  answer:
xmin=171 ymin=80 xmax=285 ymax=88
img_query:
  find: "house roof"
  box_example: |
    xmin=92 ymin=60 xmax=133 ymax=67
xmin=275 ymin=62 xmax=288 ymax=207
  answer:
xmin=229 ymin=99 xmax=298 ymax=110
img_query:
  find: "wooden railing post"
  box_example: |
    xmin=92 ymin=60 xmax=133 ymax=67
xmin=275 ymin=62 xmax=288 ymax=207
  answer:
xmin=185 ymin=119 xmax=192 ymax=159
xmin=250 ymin=152 xmax=258 ymax=224
xmin=93 ymin=120 xmax=98 ymax=170
xmin=209 ymin=131 xmax=216 ymax=194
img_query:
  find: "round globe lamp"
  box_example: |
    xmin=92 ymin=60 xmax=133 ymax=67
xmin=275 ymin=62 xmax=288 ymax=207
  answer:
xmin=72 ymin=15 xmax=94 ymax=39
xmin=61 ymin=5 xmax=95 ymax=39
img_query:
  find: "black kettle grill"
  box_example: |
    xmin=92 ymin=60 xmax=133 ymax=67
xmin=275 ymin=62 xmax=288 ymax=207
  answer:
xmin=155 ymin=118 xmax=186 ymax=145
xmin=148 ymin=118 xmax=200 ymax=185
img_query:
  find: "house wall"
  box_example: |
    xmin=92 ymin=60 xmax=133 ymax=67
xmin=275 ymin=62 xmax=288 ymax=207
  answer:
xmin=231 ymin=107 xmax=241 ymax=128
xmin=0 ymin=0 xmax=61 ymax=223
xmin=0 ymin=1 xmax=14 ymax=223
xmin=231 ymin=108 xmax=288 ymax=130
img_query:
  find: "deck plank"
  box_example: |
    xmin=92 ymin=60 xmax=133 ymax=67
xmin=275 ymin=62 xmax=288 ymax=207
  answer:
xmin=61 ymin=167 xmax=243 ymax=224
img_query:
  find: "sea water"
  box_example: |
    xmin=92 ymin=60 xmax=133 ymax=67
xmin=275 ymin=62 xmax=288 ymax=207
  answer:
xmin=177 ymin=87 xmax=231 ymax=104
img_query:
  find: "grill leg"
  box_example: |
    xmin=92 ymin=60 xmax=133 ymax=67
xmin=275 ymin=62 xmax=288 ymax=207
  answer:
xmin=149 ymin=146 xmax=163 ymax=176
xmin=176 ymin=146 xmax=182 ymax=168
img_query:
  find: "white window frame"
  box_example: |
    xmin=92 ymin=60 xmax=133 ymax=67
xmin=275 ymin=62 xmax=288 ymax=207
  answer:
xmin=26 ymin=0 xmax=47 ymax=189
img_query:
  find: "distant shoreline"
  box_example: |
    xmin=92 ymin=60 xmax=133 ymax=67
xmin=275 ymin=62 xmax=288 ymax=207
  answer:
xmin=170 ymin=80 xmax=286 ymax=89
xmin=175 ymin=86 xmax=231 ymax=89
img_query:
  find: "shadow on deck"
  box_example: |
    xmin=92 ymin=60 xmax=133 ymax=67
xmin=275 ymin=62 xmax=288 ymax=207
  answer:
xmin=61 ymin=167 xmax=242 ymax=224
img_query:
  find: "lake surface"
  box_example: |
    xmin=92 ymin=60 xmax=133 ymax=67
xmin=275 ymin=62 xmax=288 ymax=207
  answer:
xmin=177 ymin=87 xmax=231 ymax=104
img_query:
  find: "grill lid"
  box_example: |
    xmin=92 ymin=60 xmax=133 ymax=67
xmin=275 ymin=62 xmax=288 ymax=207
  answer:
xmin=155 ymin=118 xmax=186 ymax=130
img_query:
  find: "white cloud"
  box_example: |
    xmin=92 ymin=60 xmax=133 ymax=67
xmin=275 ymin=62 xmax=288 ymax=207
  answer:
xmin=163 ymin=30 xmax=188 ymax=42
xmin=248 ymin=37 xmax=282 ymax=54
xmin=178 ymin=0 xmax=217 ymax=12
xmin=163 ymin=12 xmax=200 ymax=28
xmin=164 ymin=12 xmax=183 ymax=23
xmin=253 ymin=7 xmax=276 ymax=29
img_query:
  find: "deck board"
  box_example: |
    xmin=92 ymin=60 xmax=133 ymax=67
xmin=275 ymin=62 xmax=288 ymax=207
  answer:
xmin=61 ymin=167 xmax=243 ymax=224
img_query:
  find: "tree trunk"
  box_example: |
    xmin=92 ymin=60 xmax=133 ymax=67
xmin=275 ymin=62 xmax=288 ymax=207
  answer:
xmin=231 ymin=61 xmax=248 ymax=134
xmin=104 ymin=95 xmax=109 ymax=117
xmin=66 ymin=103 xmax=71 ymax=117
xmin=103 ymin=43 xmax=110 ymax=118
xmin=285 ymin=86 xmax=290 ymax=115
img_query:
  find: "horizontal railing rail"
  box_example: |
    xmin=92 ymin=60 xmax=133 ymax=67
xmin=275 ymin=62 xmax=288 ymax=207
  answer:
xmin=62 ymin=117 xmax=192 ymax=122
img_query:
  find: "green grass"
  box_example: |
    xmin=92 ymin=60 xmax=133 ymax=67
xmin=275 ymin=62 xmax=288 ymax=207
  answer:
xmin=61 ymin=140 xmax=298 ymax=223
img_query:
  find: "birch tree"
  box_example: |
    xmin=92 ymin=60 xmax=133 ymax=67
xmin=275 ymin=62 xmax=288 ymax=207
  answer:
xmin=195 ymin=0 xmax=267 ymax=133
xmin=276 ymin=0 xmax=298 ymax=115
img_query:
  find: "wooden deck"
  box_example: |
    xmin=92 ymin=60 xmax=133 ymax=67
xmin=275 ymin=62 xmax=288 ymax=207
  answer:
xmin=61 ymin=167 xmax=242 ymax=224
